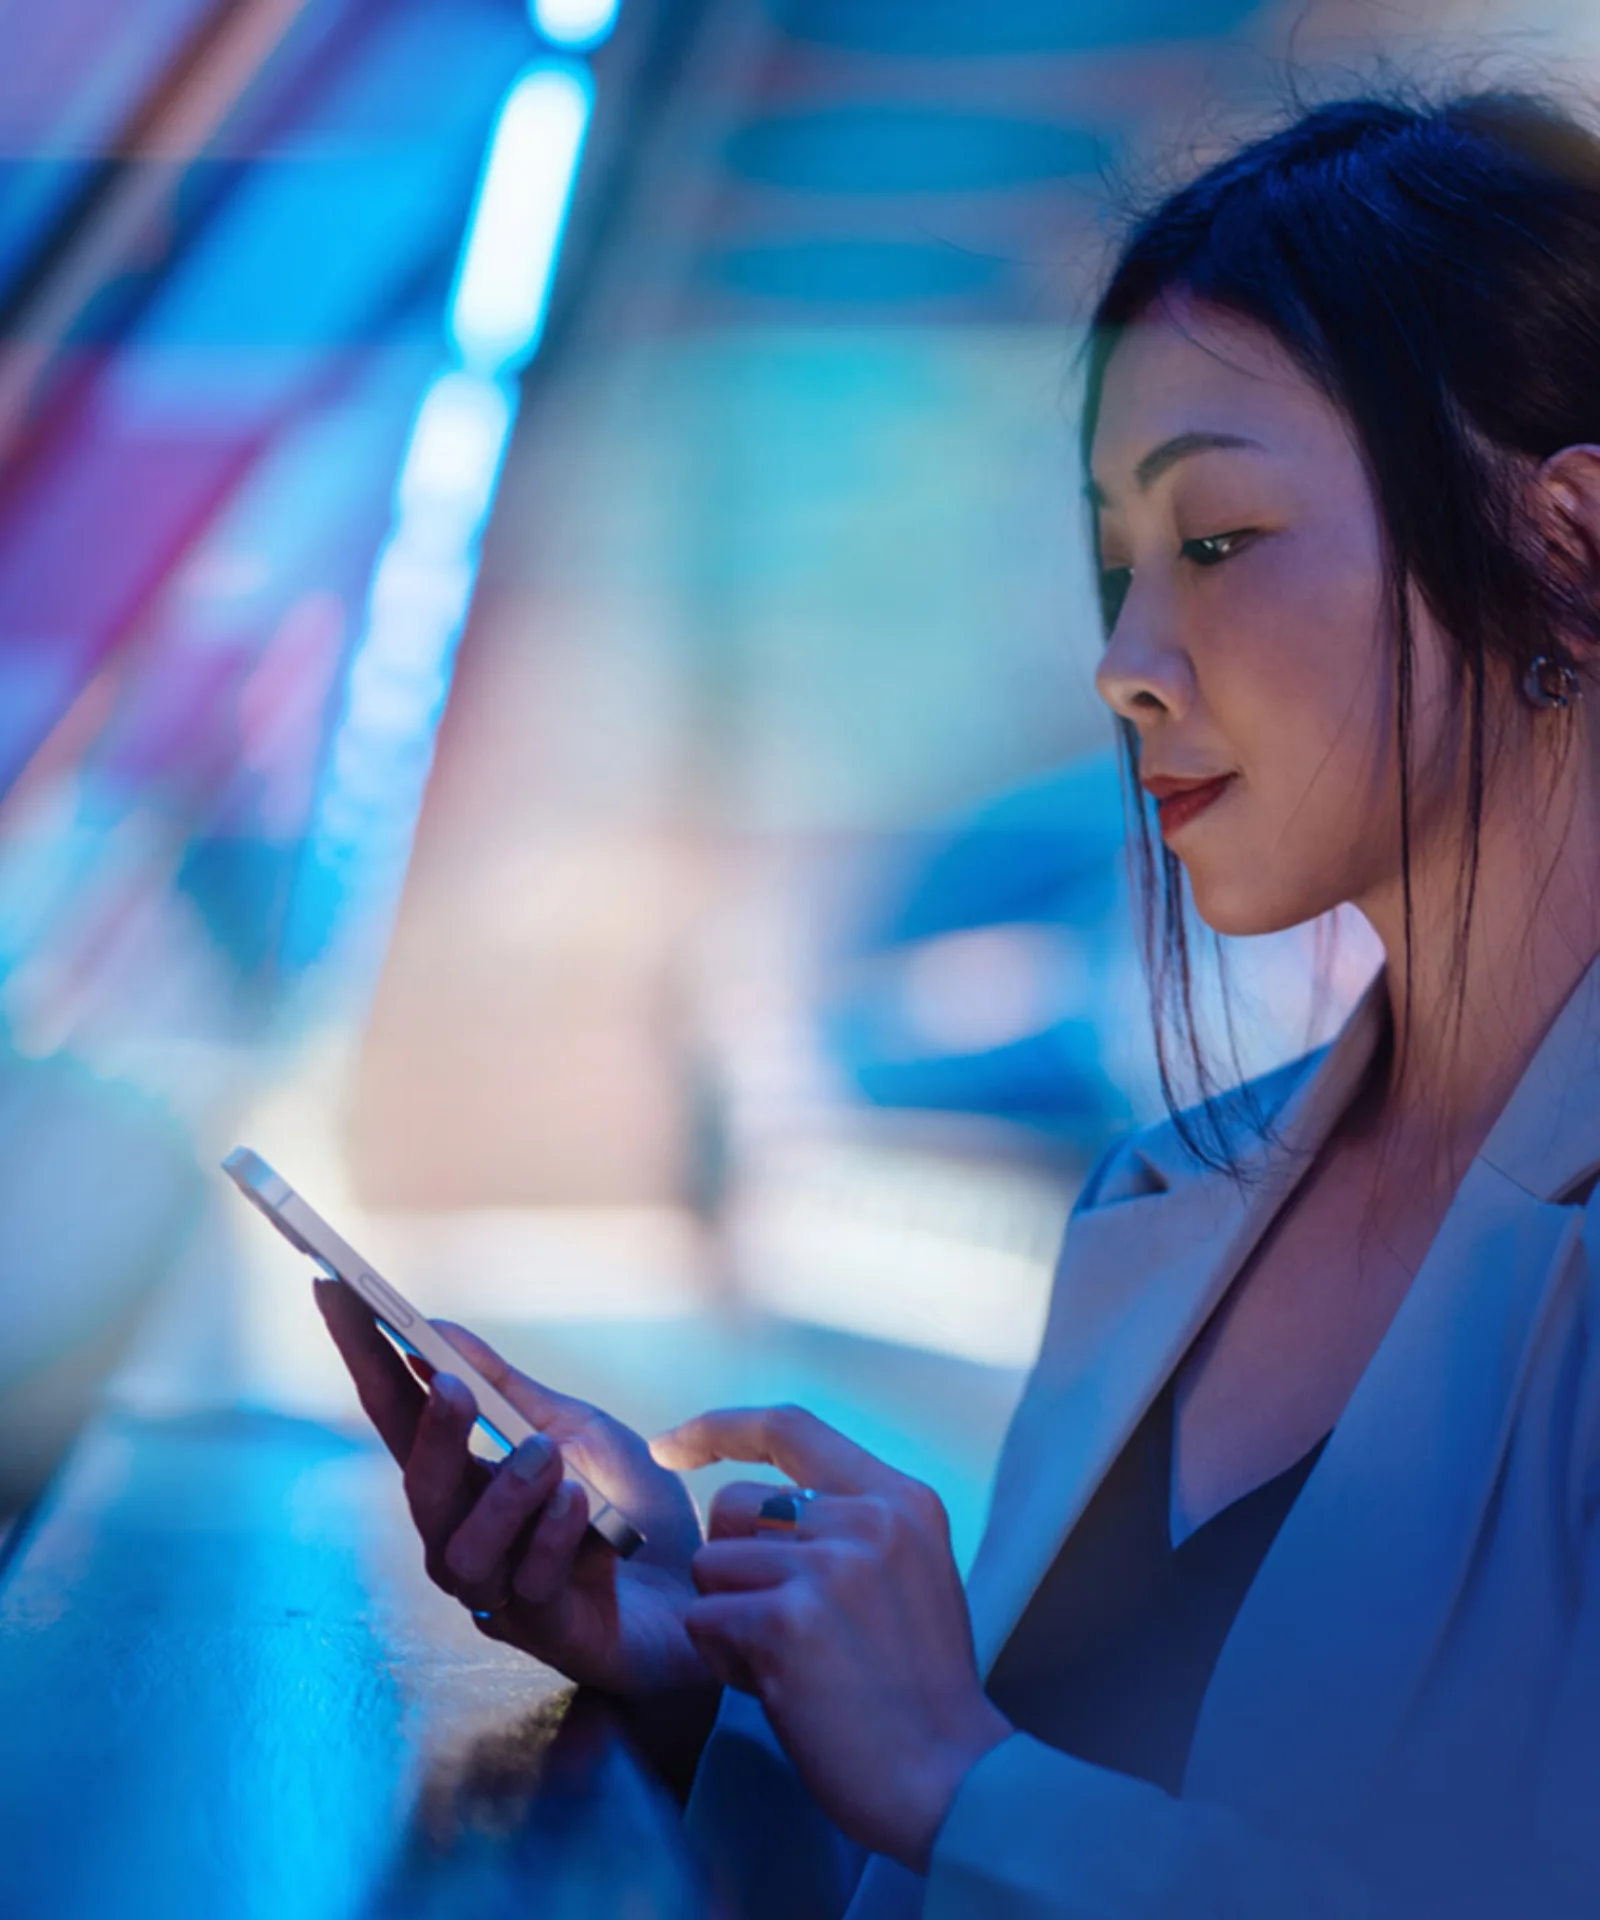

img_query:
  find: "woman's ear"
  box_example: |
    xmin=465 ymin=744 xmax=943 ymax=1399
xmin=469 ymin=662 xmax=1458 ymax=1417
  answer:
xmin=1534 ymin=445 xmax=1600 ymax=590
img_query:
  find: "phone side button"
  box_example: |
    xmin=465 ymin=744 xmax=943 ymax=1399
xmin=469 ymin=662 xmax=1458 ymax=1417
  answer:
xmin=356 ymin=1273 xmax=415 ymax=1330
xmin=589 ymin=1503 xmax=645 ymax=1559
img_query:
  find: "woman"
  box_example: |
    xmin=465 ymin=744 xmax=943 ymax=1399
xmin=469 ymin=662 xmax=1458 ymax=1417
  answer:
xmin=321 ymin=92 xmax=1600 ymax=1916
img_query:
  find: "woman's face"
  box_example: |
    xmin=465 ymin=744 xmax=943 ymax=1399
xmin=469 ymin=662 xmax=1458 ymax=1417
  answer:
xmin=1091 ymin=299 xmax=1460 ymax=938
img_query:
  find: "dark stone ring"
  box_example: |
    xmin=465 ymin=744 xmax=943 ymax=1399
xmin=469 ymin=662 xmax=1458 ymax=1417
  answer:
xmin=755 ymin=1487 xmax=821 ymax=1536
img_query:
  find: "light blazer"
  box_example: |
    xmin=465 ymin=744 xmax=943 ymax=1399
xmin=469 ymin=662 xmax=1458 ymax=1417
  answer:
xmin=686 ymin=953 xmax=1600 ymax=1919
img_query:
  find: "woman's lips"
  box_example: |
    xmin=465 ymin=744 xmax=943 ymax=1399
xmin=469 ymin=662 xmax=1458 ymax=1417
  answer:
xmin=1153 ymin=774 xmax=1236 ymax=835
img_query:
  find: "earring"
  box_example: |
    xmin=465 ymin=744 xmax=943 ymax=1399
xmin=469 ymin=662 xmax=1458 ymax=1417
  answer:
xmin=1522 ymin=655 xmax=1582 ymax=710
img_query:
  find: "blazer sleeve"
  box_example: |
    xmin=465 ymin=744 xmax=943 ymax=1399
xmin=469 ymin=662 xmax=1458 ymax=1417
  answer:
xmin=922 ymin=1735 xmax=1371 ymax=1920
xmin=683 ymin=1686 xmax=871 ymax=1920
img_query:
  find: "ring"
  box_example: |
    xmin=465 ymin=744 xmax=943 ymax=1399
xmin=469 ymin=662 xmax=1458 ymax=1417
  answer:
xmin=755 ymin=1487 xmax=820 ymax=1536
xmin=469 ymin=1595 xmax=514 ymax=1621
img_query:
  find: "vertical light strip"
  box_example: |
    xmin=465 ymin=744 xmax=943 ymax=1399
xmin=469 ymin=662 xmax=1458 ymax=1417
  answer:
xmin=288 ymin=55 xmax=599 ymax=978
xmin=450 ymin=64 xmax=594 ymax=376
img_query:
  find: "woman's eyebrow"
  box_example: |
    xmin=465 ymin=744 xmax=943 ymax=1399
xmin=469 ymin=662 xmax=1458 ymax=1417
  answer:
xmin=1087 ymin=430 xmax=1266 ymax=507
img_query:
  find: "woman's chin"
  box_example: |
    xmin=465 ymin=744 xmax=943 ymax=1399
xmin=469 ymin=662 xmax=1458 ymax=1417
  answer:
xmin=1185 ymin=872 xmax=1325 ymax=941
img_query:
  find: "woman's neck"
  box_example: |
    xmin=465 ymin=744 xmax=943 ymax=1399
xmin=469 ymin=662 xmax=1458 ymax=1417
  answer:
xmin=1354 ymin=741 xmax=1600 ymax=1165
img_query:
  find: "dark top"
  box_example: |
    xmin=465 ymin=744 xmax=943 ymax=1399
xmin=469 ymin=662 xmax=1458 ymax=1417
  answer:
xmin=985 ymin=1381 xmax=1330 ymax=1795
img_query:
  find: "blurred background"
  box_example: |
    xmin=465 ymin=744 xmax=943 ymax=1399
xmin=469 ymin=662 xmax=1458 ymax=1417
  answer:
xmin=0 ymin=0 xmax=1579 ymax=1557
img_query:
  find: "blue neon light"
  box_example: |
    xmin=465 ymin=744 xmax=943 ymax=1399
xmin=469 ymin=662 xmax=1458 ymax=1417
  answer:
xmin=296 ymin=367 xmax=515 ymax=938
xmin=449 ymin=62 xmax=593 ymax=377
xmin=290 ymin=34 xmax=608 ymax=978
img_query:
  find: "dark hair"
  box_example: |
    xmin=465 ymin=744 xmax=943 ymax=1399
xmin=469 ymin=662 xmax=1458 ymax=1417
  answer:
xmin=1083 ymin=88 xmax=1600 ymax=1168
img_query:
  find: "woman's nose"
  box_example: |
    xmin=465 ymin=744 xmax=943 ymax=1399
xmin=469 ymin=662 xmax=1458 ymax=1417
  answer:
xmin=1093 ymin=601 xmax=1193 ymax=729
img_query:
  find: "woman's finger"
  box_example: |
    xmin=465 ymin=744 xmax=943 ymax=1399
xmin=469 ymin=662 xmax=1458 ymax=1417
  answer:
xmin=651 ymin=1404 xmax=897 ymax=1495
xmin=693 ymin=1537 xmax=805 ymax=1594
xmin=706 ymin=1479 xmax=793 ymax=1539
xmin=706 ymin=1482 xmax=862 ymax=1541
xmin=315 ymin=1277 xmax=425 ymax=1465
xmin=404 ymin=1373 xmax=487 ymax=1556
xmin=434 ymin=1323 xmax=671 ymax=1513
xmin=442 ymin=1434 xmax=563 ymax=1593
xmin=511 ymin=1478 xmax=592 ymax=1609
xmin=683 ymin=1592 xmax=783 ymax=1692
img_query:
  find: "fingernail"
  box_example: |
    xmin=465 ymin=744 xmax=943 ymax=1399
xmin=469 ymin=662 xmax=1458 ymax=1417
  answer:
xmin=430 ymin=1373 xmax=466 ymax=1415
xmin=547 ymin=1482 xmax=573 ymax=1519
xmin=509 ymin=1434 xmax=553 ymax=1483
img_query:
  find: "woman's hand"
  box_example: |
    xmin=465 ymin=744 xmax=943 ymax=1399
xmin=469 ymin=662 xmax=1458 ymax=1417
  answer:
xmin=314 ymin=1279 xmax=710 ymax=1702
xmin=651 ymin=1405 xmax=1013 ymax=1872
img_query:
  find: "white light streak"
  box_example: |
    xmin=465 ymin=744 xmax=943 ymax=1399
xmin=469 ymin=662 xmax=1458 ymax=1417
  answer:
xmin=449 ymin=63 xmax=593 ymax=377
xmin=530 ymin=0 xmax=620 ymax=51
xmin=396 ymin=369 xmax=514 ymax=538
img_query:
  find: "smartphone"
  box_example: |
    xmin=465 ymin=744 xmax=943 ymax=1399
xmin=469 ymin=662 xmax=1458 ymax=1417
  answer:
xmin=222 ymin=1146 xmax=644 ymax=1558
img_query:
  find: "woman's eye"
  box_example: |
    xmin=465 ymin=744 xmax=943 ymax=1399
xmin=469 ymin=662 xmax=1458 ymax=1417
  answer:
xmin=1181 ymin=529 xmax=1253 ymax=568
xmin=1097 ymin=566 xmax=1132 ymax=632
xmin=1097 ymin=531 xmax=1252 ymax=632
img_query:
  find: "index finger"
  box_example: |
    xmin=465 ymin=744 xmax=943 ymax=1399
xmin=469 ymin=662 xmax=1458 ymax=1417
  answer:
xmin=314 ymin=1277 xmax=424 ymax=1465
xmin=650 ymin=1404 xmax=896 ymax=1495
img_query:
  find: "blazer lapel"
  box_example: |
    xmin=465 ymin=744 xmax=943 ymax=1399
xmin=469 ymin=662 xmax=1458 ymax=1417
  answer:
xmin=968 ymin=980 xmax=1389 ymax=1673
xmin=968 ymin=1172 xmax=1256 ymax=1671
xmin=1187 ymin=950 xmax=1600 ymax=1823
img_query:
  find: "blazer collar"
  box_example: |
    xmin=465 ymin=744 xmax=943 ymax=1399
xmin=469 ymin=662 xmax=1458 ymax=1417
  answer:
xmin=1183 ymin=948 xmax=1600 ymax=1818
xmin=1183 ymin=1162 xmax=1583 ymax=1824
xmin=1110 ymin=967 xmax=1390 ymax=1203
xmin=1476 ymin=946 xmax=1600 ymax=1203
xmin=968 ymin=971 xmax=1390 ymax=1672
xmin=966 ymin=945 xmax=1600 ymax=1824
xmin=969 ymin=942 xmax=1600 ymax=1682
